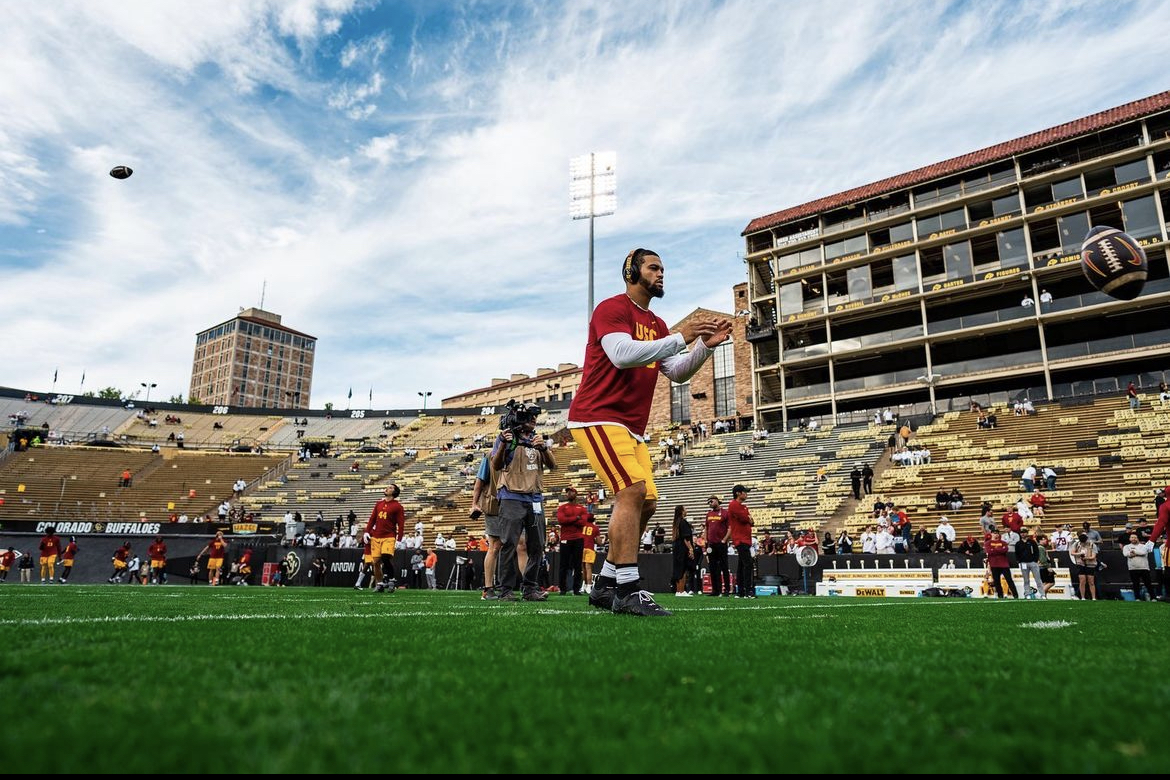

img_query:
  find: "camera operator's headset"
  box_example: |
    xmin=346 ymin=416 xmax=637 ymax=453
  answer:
xmin=623 ymin=248 xmax=655 ymax=284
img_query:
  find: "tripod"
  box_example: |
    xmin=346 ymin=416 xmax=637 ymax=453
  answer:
xmin=446 ymin=556 xmax=468 ymax=590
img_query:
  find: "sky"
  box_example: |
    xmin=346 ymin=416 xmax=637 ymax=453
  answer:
xmin=2 ymin=0 xmax=1170 ymax=410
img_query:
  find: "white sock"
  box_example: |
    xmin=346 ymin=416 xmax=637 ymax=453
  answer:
xmin=600 ymin=561 xmax=617 ymax=580
xmin=615 ymin=566 xmax=640 ymax=586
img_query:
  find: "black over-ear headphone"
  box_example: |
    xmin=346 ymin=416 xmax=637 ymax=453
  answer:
xmin=623 ymin=248 xmax=650 ymax=284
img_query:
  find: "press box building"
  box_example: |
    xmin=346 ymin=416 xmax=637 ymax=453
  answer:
xmin=741 ymin=91 xmax=1170 ymax=431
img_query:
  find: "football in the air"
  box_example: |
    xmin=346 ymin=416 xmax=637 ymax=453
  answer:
xmin=1080 ymin=225 xmax=1147 ymax=300
xmin=109 ymin=165 xmax=134 ymax=180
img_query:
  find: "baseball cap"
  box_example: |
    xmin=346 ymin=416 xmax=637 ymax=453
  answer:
xmin=708 ymin=494 xmax=720 ymax=502
xmin=732 ymin=484 xmax=749 ymax=495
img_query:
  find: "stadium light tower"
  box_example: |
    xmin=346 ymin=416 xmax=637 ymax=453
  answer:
xmin=418 ymin=390 xmax=432 ymax=414
xmin=140 ymin=382 xmax=157 ymax=403
xmin=570 ymin=152 xmax=617 ymax=326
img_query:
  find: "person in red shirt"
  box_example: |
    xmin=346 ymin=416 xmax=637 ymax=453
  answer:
xmin=568 ymin=248 xmax=731 ymax=617
xmin=147 ymin=536 xmax=168 ymax=585
xmin=728 ymin=485 xmax=755 ymax=598
xmin=108 ymin=541 xmax=132 ymax=583
xmin=38 ymin=526 xmax=62 ymax=584
xmin=364 ymin=484 xmax=405 ymax=593
xmin=0 ymin=547 xmax=20 ymax=582
xmin=58 ymin=536 xmax=79 ymax=583
xmin=354 ymin=536 xmax=375 ymax=590
xmin=556 ymin=487 xmax=589 ymax=596
xmin=1001 ymin=507 xmax=1023 ymax=534
xmin=704 ymin=495 xmax=731 ymax=597
xmin=1147 ymin=486 xmax=1170 ymax=547
xmin=197 ymin=531 xmax=228 ymax=586
xmin=581 ymin=515 xmax=601 ymax=593
xmin=230 ymin=547 xmax=253 ymax=586
xmin=984 ymin=531 xmax=1019 ymax=599
xmin=1027 ymin=490 xmax=1047 ymax=520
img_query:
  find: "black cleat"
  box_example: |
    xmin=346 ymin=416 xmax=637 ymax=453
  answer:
xmin=612 ymin=590 xmax=672 ymax=616
xmin=522 ymin=589 xmax=548 ymax=602
xmin=588 ymin=585 xmax=617 ymax=611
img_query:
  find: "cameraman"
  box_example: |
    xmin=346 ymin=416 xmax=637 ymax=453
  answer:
xmin=490 ymin=402 xmax=556 ymax=602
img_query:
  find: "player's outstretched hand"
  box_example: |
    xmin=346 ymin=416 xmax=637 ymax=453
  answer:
xmin=702 ymin=317 xmax=733 ymax=349
xmin=676 ymin=318 xmax=719 ymax=345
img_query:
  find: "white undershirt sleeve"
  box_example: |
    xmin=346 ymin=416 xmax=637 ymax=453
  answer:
xmin=658 ymin=338 xmax=713 ymax=383
xmin=600 ymin=331 xmax=687 ymax=368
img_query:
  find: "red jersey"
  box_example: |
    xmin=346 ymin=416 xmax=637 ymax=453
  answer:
xmin=569 ymin=294 xmax=672 ymax=437
xmin=1 ymin=551 xmax=15 ymax=568
xmin=582 ymin=520 xmax=600 ymax=550
xmin=727 ymin=499 xmax=754 ymax=545
xmin=62 ymin=541 xmax=78 ymax=562
xmin=113 ymin=544 xmax=131 ymax=562
xmin=1001 ymin=511 xmax=1023 ymax=533
xmin=238 ymin=548 xmax=253 ymax=566
xmin=705 ymin=508 xmax=729 ymax=543
xmin=366 ymin=499 xmax=405 ymax=540
xmin=1029 ymin=494 xmax=1046 ymax=508
xmin=207 ymin=538 xmax=227 ymax=559
xmin=39 ymin=534 xmax=62 ymax=556
xmin=986 ymin=538 xmax=1011 ymax=568
xmin=148 ymin=541 xmax=167 ymax=562
xmin=1150 ymin=499 xmax=1170 ymax=545
xmin=556 ymin=502 xmax=589 ymax=542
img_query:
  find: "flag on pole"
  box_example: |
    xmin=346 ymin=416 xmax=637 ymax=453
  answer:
xmin=347 ymin=387 xmax=352 ymax=399
xmin=368 ymin=387 xmax=373 ymax=406
xmin=80 ymin=371 xmax=86 ymax=389
xmin=53 ymin=368 xmax=58 ymax=383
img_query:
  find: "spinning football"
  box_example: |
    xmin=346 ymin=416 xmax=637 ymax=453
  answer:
xmin=1080 ymin=225 xmax=1147 ymax=300
xmin=109 ymin=165 xmax=133 ymax=180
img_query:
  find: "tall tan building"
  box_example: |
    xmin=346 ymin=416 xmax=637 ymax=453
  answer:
xmin=189 ymin=308 xmax=316 ymax=409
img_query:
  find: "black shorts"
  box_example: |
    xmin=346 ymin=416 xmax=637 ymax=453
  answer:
xmin=1078 ymin=565 xmax=1097 ymax=578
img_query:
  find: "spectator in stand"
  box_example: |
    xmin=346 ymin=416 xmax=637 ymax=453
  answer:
xmin=985 ymin=531 xmax=1019 ymax=599
xmin=1021 ymin=464 xmax=1038 ymax=493
xmin=120 ymin=468 xmax=132 ymax=488
xmin=958 ymin=535 xmax=982 ymax=559
xmin=850 ymin=466 xmax=862 ymax=500
xmin=836 ymin=529 xmax=853 ymax=555
xmin=1028 ymin=490 xmax=1047 ymax=519
xmin=893 ymin=512 xmax=911 ymax=554
xmin=1081 ymin=521 xmax=1103 ymax=546
xmin=861 ymin=464 xmax=873 ymax=495
xmin=860 ymin=525 xmax=877 ymax=554
xmin=934 ymin=517 xmax=956 ymax=553
xmin=1001 ymin=506 xmax=1024 ymax=535
xmin=948 ymin=488 xmax=964 ymax=512
xmin=822 ymin=532 xmax=835 ymax=555
xmin=1127 ymin=380 xmax=1140 ymax=411
xmin=874 ymin=524 xmax=896 ymax=555
xmin=979 ymin=508 xmax=997 ymax=537
xmin=913 ymin=527 xmax=934 ymax=554
xmin=1042 ymin=466 xmax=1058 ymax=491
xmin=1051 ymin=524 xmax=1073 ymax=553
xmin=935 ymin=489 xmax=950 ymax=510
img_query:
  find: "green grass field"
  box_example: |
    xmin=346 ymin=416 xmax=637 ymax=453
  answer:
xmin=0 ymin=586 xmax=1165 ymax=774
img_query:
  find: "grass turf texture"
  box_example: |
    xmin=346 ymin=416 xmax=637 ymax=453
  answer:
xmin=0 ymin=587 xmax=1165 ymax=774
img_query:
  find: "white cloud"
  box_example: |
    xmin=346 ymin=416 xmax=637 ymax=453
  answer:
xmin=3 ymin=0 xmax=1170 ymax=410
